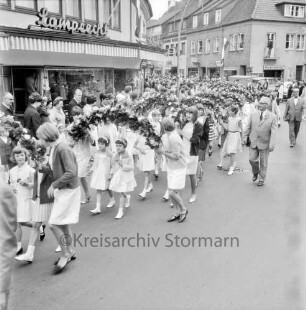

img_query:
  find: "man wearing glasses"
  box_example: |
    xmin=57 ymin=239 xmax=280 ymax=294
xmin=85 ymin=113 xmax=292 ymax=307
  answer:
xmin=0 ymin=93 xmax=15 ymax=117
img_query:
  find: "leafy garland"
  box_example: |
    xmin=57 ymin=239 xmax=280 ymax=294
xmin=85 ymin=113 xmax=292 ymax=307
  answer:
xmin=67 ymin=106 xmax=162 ymax=149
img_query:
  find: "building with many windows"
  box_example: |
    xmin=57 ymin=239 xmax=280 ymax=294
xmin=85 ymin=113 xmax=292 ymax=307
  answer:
xmin=0 ymin=0 xmax=165 ymax=113
xmin=149 ymin=0 xmax=306 ymax=81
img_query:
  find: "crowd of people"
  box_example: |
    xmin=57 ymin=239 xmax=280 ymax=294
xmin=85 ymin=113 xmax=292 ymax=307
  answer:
xmin=0 ymin=73 xmax=305 ymax=292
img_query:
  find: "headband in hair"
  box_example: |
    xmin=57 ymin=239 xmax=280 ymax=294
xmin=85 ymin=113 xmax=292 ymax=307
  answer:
xmin=99 ymin=136 xmax=109 ymax=145
xmin=115 ymin=138 xmax=127 ymax=147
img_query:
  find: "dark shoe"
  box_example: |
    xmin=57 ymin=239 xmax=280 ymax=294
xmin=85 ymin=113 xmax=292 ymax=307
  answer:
xmin=40 ymin=224 xmax=46 ymax=241
xmin=16 ymin=247 xmax=23 ymax=256
xmin=154 ymin=173 xmax=159 ymax=180
xmin=257 ymin=181 xmax=264 ymax=187
xmin=167 ymin=214 xmax=180 ymax=222
xmin=178 ymin=210 xmax=189 ymax=223
xmin=218 ymin=144 xmax=221 ymax=148
xmin=252 ymin=174 xmax=259 ymax=182
xmin=53 ymin=256 xmax=71 ymax=274
xmin=290 ymin=144 xmax=294 ymax=148
xmin=217 ymin=165 xmax=222 ymax=170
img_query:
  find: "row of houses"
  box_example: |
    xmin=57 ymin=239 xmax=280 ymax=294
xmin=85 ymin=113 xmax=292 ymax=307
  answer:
xmin=146 ymin=0 xmax=306 ymax=81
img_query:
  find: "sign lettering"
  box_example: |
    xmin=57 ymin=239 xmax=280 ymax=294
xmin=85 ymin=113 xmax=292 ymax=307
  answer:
xmin=35 ymin=8 xmax=108 ymax=36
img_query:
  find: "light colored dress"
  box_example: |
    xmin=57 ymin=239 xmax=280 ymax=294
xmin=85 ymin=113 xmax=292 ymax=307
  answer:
xmin=90 ymin=151 xmax=111 ymax=190
xmin=109 ymin=152 xmax=136 ymax=193
xmin=162 ymin=131 xmax=187 ymax=190
xmin=182 ymin=122 xmax=198 ymax=175
xmin=136 ymin=134 xmax=155 ymax=172
xmin=9 ymin=163 xmax=35 ymax=222
xmin=222 ymin=116 xmax=242 ymax=154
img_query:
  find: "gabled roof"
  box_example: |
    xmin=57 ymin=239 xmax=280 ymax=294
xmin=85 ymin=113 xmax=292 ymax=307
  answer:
xmin=222 ymin=0 xmax=257 ymax=25
xmin=222 ymin=0 xmax=306 ymax=25
xmin=147 ymin=19 xmax=160 ymax=28
xmin=252 ymin=0 xmax=306 ymax=23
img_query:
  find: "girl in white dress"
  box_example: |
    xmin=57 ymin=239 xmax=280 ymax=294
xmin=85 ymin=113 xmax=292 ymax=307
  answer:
xmin=109 ymin=138 xmax=137 ymax=219
xmin=89 ymin=136 xmax=115 ymax=214
xmin=134 ymin=133 xmax=155 ymax=199
xmin=217 ymin=106 xmax=244 ymax=175
xmin=9 ymin=146 xmax=35 ymax=255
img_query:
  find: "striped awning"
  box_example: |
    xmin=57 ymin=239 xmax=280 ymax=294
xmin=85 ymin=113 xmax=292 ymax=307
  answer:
xmin=0 ymin=27 xmax=166 ymax=68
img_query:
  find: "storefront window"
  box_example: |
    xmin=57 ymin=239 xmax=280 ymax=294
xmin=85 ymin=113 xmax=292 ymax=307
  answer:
xmin=47 ymin=69 xmax=112 ymax=105
xmin=0 ymin=0 xmax=9 ymax=5
xmin=84 ymin=0 xmax=97 ymax=20
xmin=66 ymin=0 xmax=81 ymax=18
xmin=15 ymin=0 xmax=35 ymax=9
xmin=44 ymin=0 xmax=60 ymax=14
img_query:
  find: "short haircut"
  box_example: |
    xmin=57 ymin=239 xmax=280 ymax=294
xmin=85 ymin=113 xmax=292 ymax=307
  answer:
xmin=36 ymin=123 xmax=59 ymax=142
xmin=230 ymin=105 xmax=239 ymax=114
xmin=100 ymin=93 xmax=107 ymax=101
xmin=124 ymin=86 xmax=132 ymax=93
xmin=86 ymin=95 xmax=96 ymax=105
xmin=71 ymin=106 xmax=83 ymax=116
xmin=162 ymin=117 xmax=175 ymax=132
xmin=10 ymin=146 xmax=29 ymax=163
xmin=186 ymin=106 xmax=198 ymax=123
xmin=29 ymin=92 xmax=42 ymax=104
xmin=115 ymin=138 xmax=127 ymax=148
xmin=98 ymin=136 xmax=110 ymax=146
xmin=131 ymin=92 xmax=138 ymax=100
xmin=53 ymin=96 xmax=63 ymax=107
xmin=74 ymin=89 xmax=82 ymax=95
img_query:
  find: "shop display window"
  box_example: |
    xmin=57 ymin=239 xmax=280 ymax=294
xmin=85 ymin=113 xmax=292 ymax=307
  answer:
xmin=47 ymin=68 xmax=114 ymax=105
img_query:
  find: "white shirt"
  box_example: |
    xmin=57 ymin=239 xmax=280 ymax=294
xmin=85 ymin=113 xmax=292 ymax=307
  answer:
xmin=294 ymin=98 xmax=298 ymax=106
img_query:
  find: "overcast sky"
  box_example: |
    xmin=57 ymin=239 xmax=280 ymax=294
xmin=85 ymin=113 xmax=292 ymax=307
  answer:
xmin=151 ymin=0 xmax=171 ymax=19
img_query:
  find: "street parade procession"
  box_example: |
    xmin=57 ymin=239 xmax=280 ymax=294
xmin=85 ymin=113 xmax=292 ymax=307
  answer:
xmin=0 ymin=0 xmax=306 ymax=309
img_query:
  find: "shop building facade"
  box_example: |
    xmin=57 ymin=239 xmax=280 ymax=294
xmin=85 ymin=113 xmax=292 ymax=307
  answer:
xmin=0 ymin=0 xmax=165 ymax=113
xmin=149 ymin=0 xmax=306 ymax=80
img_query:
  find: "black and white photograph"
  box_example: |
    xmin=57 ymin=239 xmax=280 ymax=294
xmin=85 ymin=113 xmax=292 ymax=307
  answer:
xmin=0 ymin=0 xmax=306 ymax=309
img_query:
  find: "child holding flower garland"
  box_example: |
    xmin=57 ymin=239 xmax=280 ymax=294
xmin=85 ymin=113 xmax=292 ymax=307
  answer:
xmin=109 ymin=138 xmax=136 ymax=219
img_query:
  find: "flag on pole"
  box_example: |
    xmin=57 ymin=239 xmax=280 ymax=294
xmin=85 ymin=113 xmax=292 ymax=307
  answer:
xmin=221 ymin=37 xmax=229 ymax=60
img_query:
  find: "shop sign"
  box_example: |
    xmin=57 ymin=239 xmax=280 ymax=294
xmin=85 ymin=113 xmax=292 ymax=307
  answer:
xmin=263 ymin=65 xmax=285 ymax=70
xmin=36 ymin=8 xmax=107 ymax=36
xmin=191 ymin=57 xmax=199 ymax=63
xmin=224 ymin=67 xmax=238 ymax=71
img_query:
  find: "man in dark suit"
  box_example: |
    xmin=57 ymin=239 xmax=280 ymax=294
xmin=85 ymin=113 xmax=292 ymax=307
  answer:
xmin=0 ymin=93 xmax=15 ymax=117
xmin=67 ymin=89 xmax=82 ymax=119
xmin=24 ymin=92 xmax=42 ymax=139
xmin=283 ymin=88 xmax=305 ymax=147
xmin=0 ymin=180 xmax=17 ymax=310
